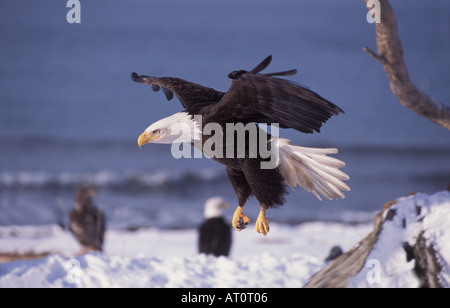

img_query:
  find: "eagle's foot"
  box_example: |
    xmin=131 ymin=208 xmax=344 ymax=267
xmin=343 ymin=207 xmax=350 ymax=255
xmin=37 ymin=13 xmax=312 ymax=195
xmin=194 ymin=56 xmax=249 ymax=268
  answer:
xmin=232 ymin=206 xmax=250 ymax=231
xmin=255 ymin=206 xmax=270 ymax=236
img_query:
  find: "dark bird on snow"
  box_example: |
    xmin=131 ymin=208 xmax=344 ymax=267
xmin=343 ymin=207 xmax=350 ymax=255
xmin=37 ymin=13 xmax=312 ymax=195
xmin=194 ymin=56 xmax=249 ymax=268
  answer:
xmin=132 ymin=55 xmax=350 ymax=236
xmin=198 ymin=197 xmax=232 ymax=257
xmin=325 ymin=245 xmax=344 ymax=262
xmin=69 ymin=185 xmax=106 ymax=253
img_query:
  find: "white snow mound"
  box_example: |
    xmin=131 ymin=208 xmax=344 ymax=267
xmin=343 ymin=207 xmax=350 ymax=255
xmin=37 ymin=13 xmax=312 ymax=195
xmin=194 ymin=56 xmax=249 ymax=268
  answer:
xmin=348 ymin=191 xmax=450 ymax=288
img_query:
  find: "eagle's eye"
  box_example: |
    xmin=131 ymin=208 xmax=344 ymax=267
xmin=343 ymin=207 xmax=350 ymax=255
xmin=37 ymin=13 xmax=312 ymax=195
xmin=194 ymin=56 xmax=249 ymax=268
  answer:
xmin=152 ymin=129 xmax=161 ymax=135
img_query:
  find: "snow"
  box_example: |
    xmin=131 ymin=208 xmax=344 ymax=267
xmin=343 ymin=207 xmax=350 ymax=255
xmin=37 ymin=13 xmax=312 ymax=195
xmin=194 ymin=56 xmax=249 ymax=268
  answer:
xmin=0 ymin=191 xmax=449 ymax=288
xmin=348 ymin=191 xmax=450 ymax=288
xmin=0 ymin=222 xmax=371 ymax=288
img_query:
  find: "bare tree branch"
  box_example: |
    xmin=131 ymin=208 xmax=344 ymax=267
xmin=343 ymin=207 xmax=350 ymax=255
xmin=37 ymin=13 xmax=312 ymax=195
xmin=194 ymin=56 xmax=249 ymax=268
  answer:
xmin=364 ymin=0 xmax=450 ymax=130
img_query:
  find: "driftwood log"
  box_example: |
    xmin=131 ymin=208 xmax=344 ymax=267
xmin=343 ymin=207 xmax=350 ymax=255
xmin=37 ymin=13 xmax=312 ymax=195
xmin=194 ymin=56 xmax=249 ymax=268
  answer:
xmin=303 ymin=207 xmax=384 ymax=288
xmin=304 ymin=195 xmax=445 ymax=288
xmin=364 ymin=0 xmax=450 ymax=129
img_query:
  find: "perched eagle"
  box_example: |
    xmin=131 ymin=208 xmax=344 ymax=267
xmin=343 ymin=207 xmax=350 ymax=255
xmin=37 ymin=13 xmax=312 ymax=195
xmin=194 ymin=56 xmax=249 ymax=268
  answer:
xmin=198 ymin=197 xmax=232 ymax=257
xmin=132 ymin=55 xmax=350 ymax=235
xmin=69 ymin=185 xmax=106 ymax=253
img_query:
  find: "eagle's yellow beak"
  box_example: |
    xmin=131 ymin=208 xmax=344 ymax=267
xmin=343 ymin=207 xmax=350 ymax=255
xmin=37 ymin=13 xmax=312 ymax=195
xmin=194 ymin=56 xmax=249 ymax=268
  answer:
xmin=137 ymin=132 xmax=159 ymax=148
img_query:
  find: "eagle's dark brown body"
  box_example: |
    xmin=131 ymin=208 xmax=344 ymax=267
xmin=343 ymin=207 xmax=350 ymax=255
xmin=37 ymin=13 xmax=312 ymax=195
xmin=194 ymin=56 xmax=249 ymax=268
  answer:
xmin=69 ymin=186 xmax=106 ymax=252
xmin=199 ymin=129 xmax=288 ymax=209
xmin=198 ymin=217 xmax=232 ymax=257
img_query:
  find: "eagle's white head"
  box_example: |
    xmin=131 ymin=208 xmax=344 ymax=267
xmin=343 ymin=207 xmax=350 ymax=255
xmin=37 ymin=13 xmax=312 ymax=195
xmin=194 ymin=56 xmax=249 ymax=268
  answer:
xmin=138 ymin=112 xmax=201 ymax=147
xmin=204 ymin=196 xmax=230 ymax=219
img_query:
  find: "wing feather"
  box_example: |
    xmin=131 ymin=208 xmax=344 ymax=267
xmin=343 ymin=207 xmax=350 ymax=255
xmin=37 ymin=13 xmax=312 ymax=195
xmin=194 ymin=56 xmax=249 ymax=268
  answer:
xmin=213 ymin=71 xmax=343 ymax=134
xmin=131 ymin=56 xmax=343 ymax=134
xmin=131 ymin=73 xmax=224 ymax=112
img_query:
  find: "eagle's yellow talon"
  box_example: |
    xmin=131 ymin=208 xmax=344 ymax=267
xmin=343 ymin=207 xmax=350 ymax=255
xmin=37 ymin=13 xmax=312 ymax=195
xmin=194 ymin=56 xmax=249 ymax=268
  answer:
xmin=232 ymin=206 xmax=250 ymax=231
xmin=255 ymin=206 xmax=270 ymax=236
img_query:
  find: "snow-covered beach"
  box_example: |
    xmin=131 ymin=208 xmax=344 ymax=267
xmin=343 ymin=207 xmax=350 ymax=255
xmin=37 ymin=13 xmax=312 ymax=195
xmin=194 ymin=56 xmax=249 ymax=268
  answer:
xmin=0 ymin=221 xmax=372 ymax=288
xmin=1 ymin=191 xmax=449 ymax=288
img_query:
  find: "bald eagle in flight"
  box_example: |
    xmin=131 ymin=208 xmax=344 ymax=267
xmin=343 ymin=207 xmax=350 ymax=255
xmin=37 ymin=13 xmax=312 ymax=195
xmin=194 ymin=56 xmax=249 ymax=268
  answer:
xmin=132 ymin=56 xmax=349 ymax=235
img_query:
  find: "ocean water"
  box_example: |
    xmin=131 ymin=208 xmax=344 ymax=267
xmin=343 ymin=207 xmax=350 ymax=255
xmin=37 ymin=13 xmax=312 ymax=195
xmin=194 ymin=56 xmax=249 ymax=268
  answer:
xmin=0 ymin=0 xmax=449 ymax=229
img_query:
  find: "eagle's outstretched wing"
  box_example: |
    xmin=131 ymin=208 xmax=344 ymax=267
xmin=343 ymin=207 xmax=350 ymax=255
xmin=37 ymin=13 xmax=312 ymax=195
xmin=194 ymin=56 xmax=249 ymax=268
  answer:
xmin=132 ymin=55 xmax=343 ymax=134
xmin=212 ymin=55 xmax=344 ymax=134
xmin=131 ymin=73 xmax=225 ymax=114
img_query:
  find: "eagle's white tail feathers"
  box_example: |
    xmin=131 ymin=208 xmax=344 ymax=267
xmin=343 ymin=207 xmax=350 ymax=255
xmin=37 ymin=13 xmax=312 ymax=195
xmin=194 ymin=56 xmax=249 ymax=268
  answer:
xmin=276 ymin=138 xmax=350 ymax=201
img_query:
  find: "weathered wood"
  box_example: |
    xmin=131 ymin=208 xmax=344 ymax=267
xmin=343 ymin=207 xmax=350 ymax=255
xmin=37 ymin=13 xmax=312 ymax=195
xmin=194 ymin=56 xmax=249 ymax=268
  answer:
xmin=363 ymin=0 xmax=450 ymax=129
xmin=303 ymin=210 xmax=385 ymax=288
xmin=304 ymin=196 xmax=444 ymax=288
xmin=403 ymin=232 xmax=442 ymax=288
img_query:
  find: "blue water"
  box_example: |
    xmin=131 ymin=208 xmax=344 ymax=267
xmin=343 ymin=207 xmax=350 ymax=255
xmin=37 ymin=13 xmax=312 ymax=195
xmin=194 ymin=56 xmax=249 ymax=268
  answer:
xmin=0 ymin=0 xmax=449 ymax=229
